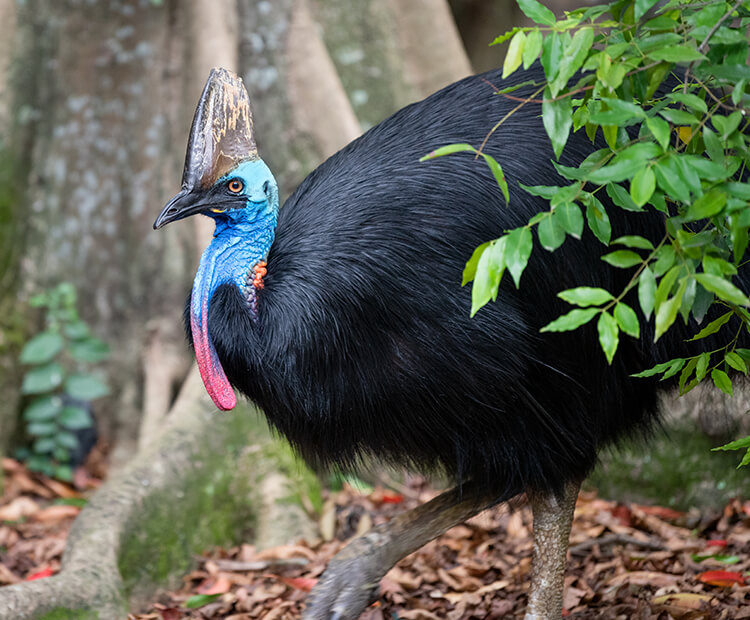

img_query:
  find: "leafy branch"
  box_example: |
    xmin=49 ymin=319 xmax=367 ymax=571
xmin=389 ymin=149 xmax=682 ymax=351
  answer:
xmin=421 ymin=0 xmax=750 ymax=465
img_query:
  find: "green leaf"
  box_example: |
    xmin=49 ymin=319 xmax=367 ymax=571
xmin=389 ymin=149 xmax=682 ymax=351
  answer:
xmin=696 ymin=352 xmax=710 ymax=381
xmin=523 ymin=29 xmax=543 ymax=69
xmin=517 ymin=0 xmax=556 ymax=25
xmin=713 ymin=435 xmax=750 ymax=452
xmin=630 ymin=167 xmax=655 ymax=207
xmin=646 ymin=116 xmax=670 ymax=151
xmin=654 ymin=158 xmax=691 ymax=203
xmin=470 ymin=239 xmax=505 ymax=316
xmin=21 ymin=363 xmax=65 ymax=395
xmin=63 ymin=321 xmax=89 ymax=340
xmin=702 ymin=128 xmax=724 ymax=163
xmin=614 ymin=303 xmax=640 ymax=338
xmin=678 ymin=357 xmax=698 ymax=394
xmin=541 ymin=32 xmax=563 ymax=82
xmin=479 ymin=153 xmax=510 ymax=204
xmin=585 ymin=196 xmax=611 ymax=245
xmin=490 ymin=28 xmax=521 ymax=47
xmin=711 ymin=368 xmax=733 ymax=396
xmin=725 ymin=352 xmax=747 ymax=374
xmin=64 ymin=373 xmax=109 ymax=401
xmin=33 ymin=437 xmax=56 ymax=454
xmin=601 ymin=250 xmax=642 ymax=268
xmin=685 ymin=189 xmax=727 ymax=222
xmin=648 ymin=46 xmax=705 ymax=62
xmin=631 ymin=359 xmax=682 ymax=378
xmin=638 ymin=266 xmax=657 ymax=320
xmin=56 ymin=431 xmax=79 ymax=450
xmin=558 ymin=287 xmax=614 ymax=307
xmin=541 ymin=308 xmax=600 ymax=333
xmin=554 ymin=202 xmax=583 ymax=238
xmin=54 ymin=465 xmax=73 ymax=482
xmin=588 ymin=98 xmax=647 ymax=125
xmin=503 ymin=31 xmax=527 ymax=78
xmin=462 ymin=242 xmax=490 ymax=286
xmin=654 ymin=280 xmax=686 ymax=341
xmin=504 ymin=227 xmax=533 ymax=288
xmin=666 ymin=92 xmax=708 ymax=115
xmin=420 ymin=143 xmax=475 ymax=161
xmin=694 ymin=273 xmax=750 ymax=306
xmin=688 ymin=311 xmax=733 ymax=341
xmin=597 ymin=311 xmax=619 ymax=364
xmin=542 ymin=88 xmax=572 ymax=159
xmin=587 ymin=144 xmax=660 ymax=183
xmin=635 ymin=0 xmax=660 ymax=20
xmin=28 ymin=422 xmax=57 ymax=437
xmin=660 ymin=357 xmax=686 ymax=380
xmin=185 ymin=594 xmax=222 ymax=610
xmin=23 ymin=396 xmax=63 ymax=423
xmin=69 ymin=339 xmax=110 ymax=363
xmin=20 ymin=332 xmax=64 ymax=365
xmin=659 ymin=107 xmax=699 ymax=126
xmin=549 ymin=27 xmax=595 ymax=97
xmin=613 ymin=235 xmax=654 ymax=250
xmin=538 ymin=214 xmax=566 ymax=251
xmin=59 ymin=406 xmax=93 ymax=430
xmin=606 ymin=183 xmax=642 ymax=212
xmin=519 ymin=184 xmax=558 ymax=199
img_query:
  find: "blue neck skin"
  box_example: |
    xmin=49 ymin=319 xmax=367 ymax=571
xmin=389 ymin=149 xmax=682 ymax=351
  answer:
xmin=192 ymin=159 xmax=279 ymax=319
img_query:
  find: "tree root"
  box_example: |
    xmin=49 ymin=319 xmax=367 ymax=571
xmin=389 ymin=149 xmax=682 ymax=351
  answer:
xmin=0 ymin=367 xmax=316 ymax=620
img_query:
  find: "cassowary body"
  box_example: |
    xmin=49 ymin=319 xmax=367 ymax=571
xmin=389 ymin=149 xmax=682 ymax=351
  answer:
xmin=155 ymin=67 xmax=743 ymax=619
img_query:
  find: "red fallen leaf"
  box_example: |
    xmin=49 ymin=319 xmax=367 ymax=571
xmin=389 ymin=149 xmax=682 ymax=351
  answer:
xmin=705 ymin=539 xmax=728 ymax=548
xmin=265 ymin=574 xmax=317 ymax=591
xmin=633 ymin=504 xmax=685 ymax=520
xmin=697 ymin=570 xmax=746 ymax=587
xmin=196 ymin=575 xmax=232 ymax=595
xmin=380 ymin=491 xmax=404 ymax=504
xmin=610 ymin=504 xmax=632 ymax=527
xmin=26 ymin=566 xmax=54 ymax=581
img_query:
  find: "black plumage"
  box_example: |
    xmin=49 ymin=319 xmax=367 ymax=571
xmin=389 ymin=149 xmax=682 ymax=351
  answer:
xmin=195 ymin=66 xmax=741 ymax=503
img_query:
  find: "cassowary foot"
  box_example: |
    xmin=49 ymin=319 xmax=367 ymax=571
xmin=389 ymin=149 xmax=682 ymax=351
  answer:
xmin=303 ymin=531 xmax=389 ymax=620
xmin=303 ymin=485 xmax=497 ymax=619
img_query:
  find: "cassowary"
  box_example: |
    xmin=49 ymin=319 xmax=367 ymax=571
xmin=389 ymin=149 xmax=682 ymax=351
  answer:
xmin=154 ymin=68 xmax=743 ymax=619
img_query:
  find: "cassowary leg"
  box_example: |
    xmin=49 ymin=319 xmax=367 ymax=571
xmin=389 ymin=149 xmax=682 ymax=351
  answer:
xmin=303 ymin=484 xmax=497 ymax=620
xmin=523 ymin=480 xmax=580 ymax=620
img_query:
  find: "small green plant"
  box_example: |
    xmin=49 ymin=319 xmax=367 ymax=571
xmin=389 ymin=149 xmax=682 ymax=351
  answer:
xmin=17 ymin=283 xmax=109 ymax=480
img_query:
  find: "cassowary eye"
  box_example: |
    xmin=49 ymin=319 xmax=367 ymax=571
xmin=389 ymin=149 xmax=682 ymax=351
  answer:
xmin=227 ymin=179 xmax=244 ymax=194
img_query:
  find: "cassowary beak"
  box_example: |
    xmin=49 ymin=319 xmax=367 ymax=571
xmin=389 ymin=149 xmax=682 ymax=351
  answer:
xmin=153 ymin=189 xmax=201 ymax=230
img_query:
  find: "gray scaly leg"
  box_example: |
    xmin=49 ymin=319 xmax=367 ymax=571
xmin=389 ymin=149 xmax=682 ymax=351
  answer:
xmin=524 ymin=481 xmax=580 ymax=620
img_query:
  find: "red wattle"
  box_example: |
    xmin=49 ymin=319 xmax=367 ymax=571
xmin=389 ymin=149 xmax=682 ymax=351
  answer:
xmin=191 ymin=299 xmax=236 ymax=411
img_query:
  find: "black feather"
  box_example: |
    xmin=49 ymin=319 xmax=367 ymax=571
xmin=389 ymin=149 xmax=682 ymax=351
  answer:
xmin=191 ymin=67 xmax=747 ymax=498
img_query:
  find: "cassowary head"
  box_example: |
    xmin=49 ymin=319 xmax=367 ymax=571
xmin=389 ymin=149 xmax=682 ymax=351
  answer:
xmin=154 ymin=68 xmax=279 ymax=411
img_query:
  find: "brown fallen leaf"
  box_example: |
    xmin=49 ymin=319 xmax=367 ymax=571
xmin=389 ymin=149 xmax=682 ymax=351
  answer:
xmin=0 ymin=496 xmax=40 ymax=521
xmin=606 ymin=570 xmax=680 ymax=588
xmin=253 ymin=544 xmax=317 ymax=562
xmin=652 ymin=592 xmax=713 ymax=609
xmin=40 ymin=477 xmax=80 ymax=499
xmin=34 ymin=505 xmax=81 ymax=522
xmin=196 ymin=575 xmax=232 ymax=595
xmin=651 ymin=592 xmax=714 ymax=620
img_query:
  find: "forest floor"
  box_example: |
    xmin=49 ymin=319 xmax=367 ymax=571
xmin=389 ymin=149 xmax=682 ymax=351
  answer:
xmin=0 ymin=457 xmax=749 ymax=619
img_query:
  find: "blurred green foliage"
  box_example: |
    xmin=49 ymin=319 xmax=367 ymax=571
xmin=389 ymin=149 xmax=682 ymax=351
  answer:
xmin=17 ymin=283 xmax=109 ymax=480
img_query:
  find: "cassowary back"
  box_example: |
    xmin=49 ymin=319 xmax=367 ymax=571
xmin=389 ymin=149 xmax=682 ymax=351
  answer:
xmin=204 ymin=67 xmax=746 ymax=499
